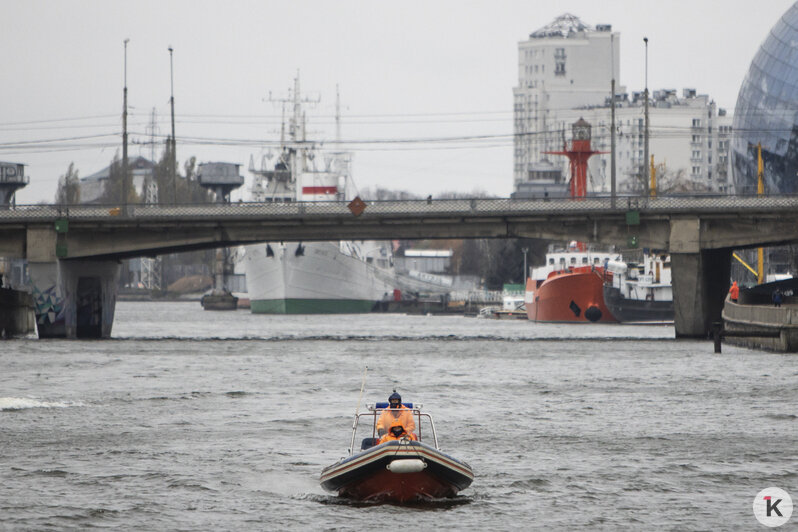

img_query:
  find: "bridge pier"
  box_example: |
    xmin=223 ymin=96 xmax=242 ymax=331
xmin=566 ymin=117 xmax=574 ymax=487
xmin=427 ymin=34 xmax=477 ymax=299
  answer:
xmin=671 ymin=249 xmax=731 ymax=338
xmin=28 ymin=260 xmax=120 ymax=339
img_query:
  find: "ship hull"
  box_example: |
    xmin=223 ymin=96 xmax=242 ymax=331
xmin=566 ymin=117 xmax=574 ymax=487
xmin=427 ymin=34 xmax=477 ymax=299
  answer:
xmin=603 ymin=285 xmax=674 ymax=323
xmin=250 ymin=298 xmax=378 ymax=314
xmin=525 ymin=268 xmax=617 ymax=323
xmin=244 ymin=241 xmax=396 ymax=314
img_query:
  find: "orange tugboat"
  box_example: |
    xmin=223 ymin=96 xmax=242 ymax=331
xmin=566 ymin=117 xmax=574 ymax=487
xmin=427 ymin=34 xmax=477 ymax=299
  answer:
xmin=525 ymin=244 xmax=619 ymax=323
xmin=524 ymin=119 xmax=619 ymax=323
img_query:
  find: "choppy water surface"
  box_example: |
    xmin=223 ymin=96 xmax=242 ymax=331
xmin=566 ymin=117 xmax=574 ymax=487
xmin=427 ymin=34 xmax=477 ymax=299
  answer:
xmin=1 ymin=302 xmax=796 ymax=530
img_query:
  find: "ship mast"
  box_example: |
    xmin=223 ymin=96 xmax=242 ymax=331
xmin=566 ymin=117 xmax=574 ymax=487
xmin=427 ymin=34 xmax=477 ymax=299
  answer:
xmin=266 ymin=73 xmax=315 ymax=200
xmin=291 ymin=75 xmax=302 ymax=200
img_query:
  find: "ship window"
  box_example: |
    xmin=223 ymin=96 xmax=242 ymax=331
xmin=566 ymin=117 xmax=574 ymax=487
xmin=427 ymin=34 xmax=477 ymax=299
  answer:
xmin=559 ymin=258 xmax=565 ymax=266
xmin=582 ymin=257 xmax=588 ymax=264
xmin=570 ymin=257 xmax=576 ymax=265
xmin=549 ymin=258 xmax=555 ymax=265
xmin=594 ymin=257 xmax=600 ymax=264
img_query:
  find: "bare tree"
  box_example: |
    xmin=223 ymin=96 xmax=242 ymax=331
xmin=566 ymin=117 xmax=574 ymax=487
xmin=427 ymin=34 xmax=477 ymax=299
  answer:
xmin=54 ymin=162 xmax=81 ymax=205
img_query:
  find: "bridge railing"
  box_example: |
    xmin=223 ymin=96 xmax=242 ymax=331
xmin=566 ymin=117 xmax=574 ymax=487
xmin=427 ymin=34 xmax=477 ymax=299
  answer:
xmin=2 ymin=194 xmax=798 ymax=222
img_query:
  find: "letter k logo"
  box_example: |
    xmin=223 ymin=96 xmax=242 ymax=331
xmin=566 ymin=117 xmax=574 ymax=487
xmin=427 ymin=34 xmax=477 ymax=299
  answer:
xmin=754 ymin=487 xmax=792 ymax=527
xmin=765 ymin=496 xmax=783 ymax=518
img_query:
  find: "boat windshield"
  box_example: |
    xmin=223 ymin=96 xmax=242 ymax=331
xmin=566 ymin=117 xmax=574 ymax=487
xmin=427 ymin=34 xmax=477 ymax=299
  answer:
xmin=348 ymin=404 xmax=438 ymax=455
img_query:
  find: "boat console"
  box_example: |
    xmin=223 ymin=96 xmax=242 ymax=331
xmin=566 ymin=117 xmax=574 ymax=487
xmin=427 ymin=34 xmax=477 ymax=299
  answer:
xmin=348 ymin=403 xmax=439 ymax=454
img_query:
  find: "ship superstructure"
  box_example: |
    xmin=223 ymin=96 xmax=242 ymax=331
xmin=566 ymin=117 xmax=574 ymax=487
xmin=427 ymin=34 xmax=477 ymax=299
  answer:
xmin=243 ymin=76 xmax=397 ymax=313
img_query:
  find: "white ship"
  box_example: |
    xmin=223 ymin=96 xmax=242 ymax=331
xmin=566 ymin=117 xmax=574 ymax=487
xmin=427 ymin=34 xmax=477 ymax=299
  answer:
xmin=243 ymin=76 xmax=400 ymax=313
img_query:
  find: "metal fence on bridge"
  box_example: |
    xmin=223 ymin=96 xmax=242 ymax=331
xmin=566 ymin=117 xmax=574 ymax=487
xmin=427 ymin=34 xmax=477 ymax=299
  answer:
xmin=1 ymin=194 xmax=798 ymax=223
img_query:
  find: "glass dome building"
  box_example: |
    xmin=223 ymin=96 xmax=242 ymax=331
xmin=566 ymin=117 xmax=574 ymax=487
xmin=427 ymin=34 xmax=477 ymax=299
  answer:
xmin=732 ymin=3 xmax=798 ymax=194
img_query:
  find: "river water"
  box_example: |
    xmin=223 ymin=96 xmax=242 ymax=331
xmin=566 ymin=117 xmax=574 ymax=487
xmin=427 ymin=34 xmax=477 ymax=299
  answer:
xmin=1 ymin=302 xmax=796 ymax=530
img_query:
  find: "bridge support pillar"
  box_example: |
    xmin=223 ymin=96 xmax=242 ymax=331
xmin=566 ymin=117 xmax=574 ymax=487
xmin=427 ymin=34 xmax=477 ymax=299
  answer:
xmin=671 ymin=249 xmax=731 ymax=338
xmin=28 ymin=260 xmax=120 ymax=339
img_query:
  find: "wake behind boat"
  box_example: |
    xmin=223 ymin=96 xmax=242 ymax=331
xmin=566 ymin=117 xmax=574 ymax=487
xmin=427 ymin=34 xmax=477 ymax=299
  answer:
xmin=320 ymin=402 xmax=474 ymax=502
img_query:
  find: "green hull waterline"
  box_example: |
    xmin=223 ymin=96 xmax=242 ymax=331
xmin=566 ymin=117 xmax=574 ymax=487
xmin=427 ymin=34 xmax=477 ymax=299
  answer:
xmin=250 ymin=298 xmax=379 ymax=314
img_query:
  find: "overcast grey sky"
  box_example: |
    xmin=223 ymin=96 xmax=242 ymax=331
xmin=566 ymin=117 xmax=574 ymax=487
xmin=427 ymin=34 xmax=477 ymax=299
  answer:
xmin=2 ymin=0 xmax=795 ymax=203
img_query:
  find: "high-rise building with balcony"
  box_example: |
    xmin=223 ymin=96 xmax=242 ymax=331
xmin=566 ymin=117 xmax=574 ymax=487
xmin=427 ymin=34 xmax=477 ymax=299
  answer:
xmin=513 ymin=14 xmax=732 ymax=197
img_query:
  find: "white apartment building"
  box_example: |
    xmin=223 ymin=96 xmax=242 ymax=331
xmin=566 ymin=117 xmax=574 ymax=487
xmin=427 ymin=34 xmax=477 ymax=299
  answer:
xmin=513 ymin=14 xmax=732 ymax=196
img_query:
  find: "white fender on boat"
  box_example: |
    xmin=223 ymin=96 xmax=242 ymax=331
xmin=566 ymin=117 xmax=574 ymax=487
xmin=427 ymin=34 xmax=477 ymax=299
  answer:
xmin=387 ymin=459 xmax=426 ymax=474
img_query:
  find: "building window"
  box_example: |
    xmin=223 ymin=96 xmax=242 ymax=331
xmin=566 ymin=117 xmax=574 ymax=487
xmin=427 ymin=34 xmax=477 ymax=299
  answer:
xmin=692 ymin=118 xmax=701 ymax=127
xmin=554 ymin=48 xmax=566 ymax=76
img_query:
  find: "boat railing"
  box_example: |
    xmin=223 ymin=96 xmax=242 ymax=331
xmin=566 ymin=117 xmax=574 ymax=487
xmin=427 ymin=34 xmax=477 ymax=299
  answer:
xmin=347 ymin=405 xmax=439 ymax=455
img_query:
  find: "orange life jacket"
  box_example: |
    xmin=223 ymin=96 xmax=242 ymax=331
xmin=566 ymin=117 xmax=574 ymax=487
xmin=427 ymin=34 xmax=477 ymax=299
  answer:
xmin=376 ymin=406 xmax=415 ymax=434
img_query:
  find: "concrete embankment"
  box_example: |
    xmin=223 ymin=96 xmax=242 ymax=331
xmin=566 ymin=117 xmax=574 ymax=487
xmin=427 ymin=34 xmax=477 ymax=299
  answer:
xmin=722 ymin=297 xmax=798 ymax=352
xmin=0 ymin=288 xmax=36 ymax=338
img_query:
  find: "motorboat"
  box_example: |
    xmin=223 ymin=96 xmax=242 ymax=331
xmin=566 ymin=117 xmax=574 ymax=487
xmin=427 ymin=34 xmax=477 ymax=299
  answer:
xmin=319 ymin=402 xmax=474 ymax=502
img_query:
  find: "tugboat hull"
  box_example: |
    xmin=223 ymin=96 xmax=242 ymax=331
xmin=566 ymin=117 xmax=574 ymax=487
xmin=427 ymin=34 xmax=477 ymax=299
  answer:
xmin=525 ymin=267 xmax=616 ymax=323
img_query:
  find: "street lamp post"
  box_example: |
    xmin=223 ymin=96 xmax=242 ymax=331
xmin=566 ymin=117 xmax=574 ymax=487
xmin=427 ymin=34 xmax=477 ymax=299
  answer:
xmin=643 ymin=37 xmax=650 ymax=194
xmin=169 ymin=46 xmax=177 ymax=204
xmin=122 ymin=38 xmax=129 ymax=205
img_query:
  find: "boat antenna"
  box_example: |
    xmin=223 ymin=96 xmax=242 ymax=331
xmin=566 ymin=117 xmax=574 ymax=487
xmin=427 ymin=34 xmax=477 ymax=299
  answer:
xmin=348 ymin=366 xmax=369 ymax=455
xmin=355 ymin=366 xmax=368 ymax=416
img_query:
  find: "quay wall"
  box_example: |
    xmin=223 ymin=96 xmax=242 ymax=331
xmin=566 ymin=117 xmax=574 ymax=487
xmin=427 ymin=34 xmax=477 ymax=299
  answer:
xmin=722 ymin=297 xmax=798 ymax=352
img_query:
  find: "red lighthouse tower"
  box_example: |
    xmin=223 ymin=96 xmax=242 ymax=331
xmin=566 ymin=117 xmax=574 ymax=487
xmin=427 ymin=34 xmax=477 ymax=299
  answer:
xmin=544 ymin=118 xmax=604 ymax=198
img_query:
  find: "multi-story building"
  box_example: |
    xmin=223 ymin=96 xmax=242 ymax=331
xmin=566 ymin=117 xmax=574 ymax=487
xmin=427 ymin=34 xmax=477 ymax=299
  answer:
xmin=513 ymin=14 xmax=732 ymax=197
xmin=513 ymin=13 xmax=620 ymax=184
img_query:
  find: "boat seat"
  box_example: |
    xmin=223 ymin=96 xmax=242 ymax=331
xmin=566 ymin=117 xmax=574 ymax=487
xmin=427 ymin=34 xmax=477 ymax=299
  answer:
xmin=361 ymin=437 xmax=380 ymax=450
xmin=375 ymin=402 xmax=413 ymax=409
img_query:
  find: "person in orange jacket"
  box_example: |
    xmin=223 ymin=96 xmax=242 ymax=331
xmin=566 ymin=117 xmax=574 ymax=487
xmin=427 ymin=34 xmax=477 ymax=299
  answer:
xmin=378 ymin=420 xmax=418 ymax=444
xmin=376 ymin=391 xmax=415 ymax=437
xmin=729 ymin=281 xmax=739 ymax=302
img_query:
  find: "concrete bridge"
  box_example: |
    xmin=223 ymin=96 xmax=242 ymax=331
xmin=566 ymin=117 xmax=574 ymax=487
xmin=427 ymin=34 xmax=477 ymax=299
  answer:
xmin=2 ymin=194 xmax=797 ymax=338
